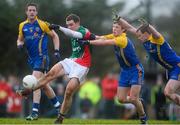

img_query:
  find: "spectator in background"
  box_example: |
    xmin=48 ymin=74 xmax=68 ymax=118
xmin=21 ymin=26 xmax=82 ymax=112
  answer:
xmin=151 ymin=74 xmax=168 ymax=120
xmin=0 ymin=74 xmax=13 ymax=117
xmin=78 ymin=77 xmax=101 ymax=119
xmin=7 ymin=74 xmax=22 ymax=117
xmin=101 ymin=72 xmax=118 ymax=119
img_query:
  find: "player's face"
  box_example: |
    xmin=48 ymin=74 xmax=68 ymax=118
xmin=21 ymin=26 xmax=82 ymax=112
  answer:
xmin=112 ymin=23 xmax=124 ymax=36
xmin=136 ymin=30 xmax=150 ymax=42
xmin=66 ymin=20 xmax=80 ymax=31
xmin=26 ymin=6 xmax=37 ymax=21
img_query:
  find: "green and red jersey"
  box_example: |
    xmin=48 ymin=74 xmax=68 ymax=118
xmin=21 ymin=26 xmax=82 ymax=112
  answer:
xmin=70 ymin=26 xmax=92 ymax=67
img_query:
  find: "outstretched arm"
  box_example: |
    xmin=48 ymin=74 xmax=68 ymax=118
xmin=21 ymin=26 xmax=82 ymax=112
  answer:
xmin=89 ymin=39 xmax=116 ymax=46
xmin=119 ymin=18 xmax=137 ymax=36
xmin=148 ymin=25 xmax=162 ymax=39
xmin=138 ymin=18 xmax=161 ymax=39
xmin=49 ymin=24 xmax=83 ymax=39
xmin=60 ymin=26 xmax=83 ymax=38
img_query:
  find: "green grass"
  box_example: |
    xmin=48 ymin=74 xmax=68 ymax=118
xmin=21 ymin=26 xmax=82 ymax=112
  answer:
xmin=0 ymin=118 xmax=179 ymax=124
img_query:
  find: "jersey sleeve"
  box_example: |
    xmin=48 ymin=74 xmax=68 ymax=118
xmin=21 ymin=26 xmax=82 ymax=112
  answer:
xmin=114 ymin=34 xmax=128 ymax=48
xmin=150 ymin=35 xmax=164 ymax=45
xmin=78 ymin=28 xmax=87 ymax=37
xmin=38 ymin=20 xmax=51 ymax=33
xmin=103 ymin=34 xmax=114 ymax=39
xmin=18 ymin=23 xmax=24 ymax=38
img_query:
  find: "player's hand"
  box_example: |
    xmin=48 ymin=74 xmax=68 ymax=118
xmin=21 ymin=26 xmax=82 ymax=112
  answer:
xmin=49 ymin=24 xmax=60 ymax=30
xmin=112 ymin=14 xmax=121 ymax=23
xmin=16 ymin=88 xmax=32 ymax=98
xmin=89 ymin=33 xmax=96 ymax=40
xmin=78 ymin=39 xmax=90 ymax=46
xmin=54 ymin=49 xmax=61 ymax=62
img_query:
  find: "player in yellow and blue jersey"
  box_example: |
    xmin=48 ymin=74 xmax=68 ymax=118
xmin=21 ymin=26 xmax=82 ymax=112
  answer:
xmin=118 ymin=18 xmax=180 ymax=106
xmin=77 ymin=19 xmax=147 ymax=124
xmin=17 ymin=3 xmax=61 ymax=120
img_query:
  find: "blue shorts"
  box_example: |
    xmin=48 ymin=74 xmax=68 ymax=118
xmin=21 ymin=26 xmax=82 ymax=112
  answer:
xmin=28 ymin=55 xmax=49 ymax=73
xmin=168 ymin=65 xmax=180 ymax=80
xmin=119 ymin=64 xmax=144 ymax=87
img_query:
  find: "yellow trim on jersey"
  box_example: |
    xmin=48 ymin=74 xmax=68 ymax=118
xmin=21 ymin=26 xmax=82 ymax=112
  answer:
xmin=157 ymin=45 xmax=173 ymax=69
xmin=120 ymin=48 xmax=131 ymax=66
xmin=148 ymin=35 xmax=164 ymax=45
xmin=18 ymin=17 xmax=51 ymax=37
xmin=103 ymin=33 xmax=128 ymax=48
xmin=18 ymin=20 xmax=28 ymax=38
xmin=104 ymin=33 xmax=130 ymax=66
xmin=38 ymin=33 xmax=45 ymax=56
xmin=37 ymin=19 xmax=51 ymax=34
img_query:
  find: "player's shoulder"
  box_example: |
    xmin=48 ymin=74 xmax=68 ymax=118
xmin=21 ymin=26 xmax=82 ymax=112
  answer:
xmin=37 ymin=19 xmax=50 ymax=26
xmin=79 ymin=26 xmax=90 ymax=32
xmin=19 ymin=20 xmax=28 ymax=27
xmin=120 ymin=33 xmax=127 ymax=38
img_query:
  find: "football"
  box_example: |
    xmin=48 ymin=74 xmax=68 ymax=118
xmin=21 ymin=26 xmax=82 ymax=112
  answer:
xmin=23 ymin=75 xmax=37 ymax=89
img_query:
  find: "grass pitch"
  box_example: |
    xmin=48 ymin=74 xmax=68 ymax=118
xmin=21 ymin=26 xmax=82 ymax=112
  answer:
xmin=0 ymin=118 xmax=179 ymax=124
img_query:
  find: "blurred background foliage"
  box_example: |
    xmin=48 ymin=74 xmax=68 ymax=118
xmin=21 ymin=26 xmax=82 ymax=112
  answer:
xmin=0 ymin=0 xmax=180 ymax=77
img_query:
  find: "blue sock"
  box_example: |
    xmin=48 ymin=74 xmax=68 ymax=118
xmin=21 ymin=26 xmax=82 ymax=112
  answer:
xmin=50 ymin=97 xmax=61 ymax=112
xmin=32 ymin=103 xmax=40 ymax=115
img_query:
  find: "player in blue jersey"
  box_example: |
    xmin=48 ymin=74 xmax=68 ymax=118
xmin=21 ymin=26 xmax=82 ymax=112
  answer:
xmin=78 ymin=19 xmax=147 ymax=124
xmin=118 ymin=18 xmax=180 ymax=105
xmin=17 ymin=3 xmax=61 ymax=120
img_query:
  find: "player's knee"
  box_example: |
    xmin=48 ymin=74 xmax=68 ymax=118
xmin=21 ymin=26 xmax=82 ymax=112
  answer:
xmin=118 ymin=97 xmax=126 ymax=103
xmin=129 ymin=96 xmax=138 ymax=102
xmin=164 ymin=88 xmax=171 ymax=98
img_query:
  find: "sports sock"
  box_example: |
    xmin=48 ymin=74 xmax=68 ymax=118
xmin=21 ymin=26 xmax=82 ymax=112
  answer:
xmin=50 ymin=97 xmax=61 ymax=113
xmin=32 ymin=103 xmax=40 ymax=115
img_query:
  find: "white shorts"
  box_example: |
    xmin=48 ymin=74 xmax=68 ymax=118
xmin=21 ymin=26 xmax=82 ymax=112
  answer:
xmin=59 ymin=58 xmax=89 ymax=83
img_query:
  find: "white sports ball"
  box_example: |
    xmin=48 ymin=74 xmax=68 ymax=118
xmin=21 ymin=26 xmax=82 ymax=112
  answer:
xmin=23 ymin=75 xmax=37 ymax=89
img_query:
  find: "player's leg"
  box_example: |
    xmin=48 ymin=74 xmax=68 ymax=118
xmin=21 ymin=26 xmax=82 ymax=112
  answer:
xmin=129 ymin=85 xmax=147 ymax=124
xmin=117 ymin=86 xmax=130 ymax=103
xmin=128 ymin=64 xmax=147 ymax=124
xmin=54 ymin=60 xmax=88 ymax=124
xmin=34 ymin=63 xmax=65 ymax=90
xmin=37 ymin=63 xmax=65 ymax=115
xmin=26 ymin=70 xmax=43 ymax=120
xmin=117 ymin=69 xmax=131 ymax=103
xmin=42 ymin=84 xmax=61 ymax=115
xmin=164 ymin=79 xmax=180 ymax=105
xmin=61 ymin=78 xmax=79 ymax=114
xmin=164 ymin=66 xmax=180 ymax=105
xmin=54 ymin=78 xmax=80 ymax=124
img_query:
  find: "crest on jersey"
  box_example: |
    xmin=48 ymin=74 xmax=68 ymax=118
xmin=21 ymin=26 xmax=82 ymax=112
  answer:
xmin=29 ymin=27 xmax=33 ymax=33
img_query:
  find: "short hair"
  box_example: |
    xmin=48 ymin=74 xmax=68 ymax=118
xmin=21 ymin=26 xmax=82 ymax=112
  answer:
xmin=26 ymin=3 xmax=38 ymax=11
xmin=136 ymin=24 xmax=151 ymax=34
xmin=66 ymin=14 xmax=80 ymax=23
